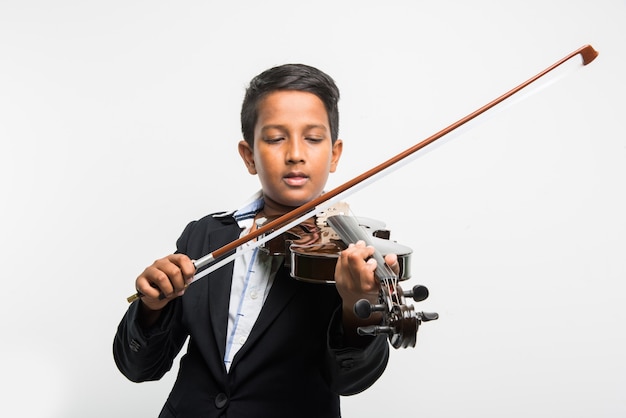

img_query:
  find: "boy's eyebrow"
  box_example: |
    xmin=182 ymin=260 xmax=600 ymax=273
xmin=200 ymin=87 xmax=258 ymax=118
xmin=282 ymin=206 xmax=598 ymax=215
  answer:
xmin=261 ymin=124 xmax=328 ymax=132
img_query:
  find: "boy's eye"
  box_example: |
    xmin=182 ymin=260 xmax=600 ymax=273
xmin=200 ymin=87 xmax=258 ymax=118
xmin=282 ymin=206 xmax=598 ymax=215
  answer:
xmin=264 ymin=136 xmax=284 ymax=143
xmin=305 ymin=137 xmax=324 ymax=143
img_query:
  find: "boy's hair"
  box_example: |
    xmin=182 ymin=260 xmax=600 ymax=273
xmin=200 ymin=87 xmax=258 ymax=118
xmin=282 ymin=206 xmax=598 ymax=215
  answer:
xmin=240 ymin=64 xmax=340 ymax=146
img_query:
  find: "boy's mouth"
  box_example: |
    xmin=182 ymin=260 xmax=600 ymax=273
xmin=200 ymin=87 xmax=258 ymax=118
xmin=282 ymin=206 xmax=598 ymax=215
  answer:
xmin=283 ymin=172 xmax=309 ymax=187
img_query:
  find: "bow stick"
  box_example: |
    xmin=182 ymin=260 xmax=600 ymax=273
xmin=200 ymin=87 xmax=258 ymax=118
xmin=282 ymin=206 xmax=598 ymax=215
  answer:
xmin=127 ymin=44 xmax=598 ymax=303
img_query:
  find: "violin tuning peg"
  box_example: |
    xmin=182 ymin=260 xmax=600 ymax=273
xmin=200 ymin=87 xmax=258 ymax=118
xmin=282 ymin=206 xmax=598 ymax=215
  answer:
xmin=354 ymin=299 xmax=387 ymax=319
xmin=356 ymin=325 xmax=378 ymax=337
xmin=405 ymin=285 xmax=429 ymax=302
xmin=357 ymin=325 xmax=394 ymax=337
xmin=354 ymin=299 xmax=372 ymax=319
xmin=419 ymin=311 xmax=439 ymax=322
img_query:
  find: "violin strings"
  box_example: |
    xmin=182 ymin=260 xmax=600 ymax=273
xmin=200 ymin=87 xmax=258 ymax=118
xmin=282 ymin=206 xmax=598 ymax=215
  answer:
xmin=342 ymin=208 xmax=398 ymax=310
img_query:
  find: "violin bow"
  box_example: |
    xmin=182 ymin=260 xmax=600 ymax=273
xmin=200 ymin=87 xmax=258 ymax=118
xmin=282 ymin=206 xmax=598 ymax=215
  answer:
xmin=128 ymin=44 xmax=598 ymax=303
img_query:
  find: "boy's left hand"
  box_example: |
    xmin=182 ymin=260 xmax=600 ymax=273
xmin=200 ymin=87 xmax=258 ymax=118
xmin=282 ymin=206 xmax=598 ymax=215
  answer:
xmin=334 ymin=240 xmax=399 ymax=340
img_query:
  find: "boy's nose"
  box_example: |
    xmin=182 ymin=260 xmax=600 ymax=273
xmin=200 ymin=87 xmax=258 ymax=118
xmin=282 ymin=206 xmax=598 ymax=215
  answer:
xmin=286 ymin=138 xmax=305 ymax=163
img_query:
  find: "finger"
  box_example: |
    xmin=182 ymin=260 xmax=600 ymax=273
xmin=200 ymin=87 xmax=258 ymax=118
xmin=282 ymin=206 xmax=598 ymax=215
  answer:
xmin=155 ymin=259 xmax=189 ymax=294
xmin=384 ymin=253 xmax=399 ymax=275
xmin=136 ymin=267 xmax=170 ymax=300
xmin=349 ymin=249 xmax=380 ymax=290
xmin=144 ymin=265 xmax=177 ymax=296
xmin=168 ymin=254 xmax=196 ymax=281
xmin=346 ymin=245 xmax=373 ymax=270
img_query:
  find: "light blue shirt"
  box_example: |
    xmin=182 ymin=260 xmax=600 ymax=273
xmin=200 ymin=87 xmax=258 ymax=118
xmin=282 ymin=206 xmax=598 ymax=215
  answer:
xmin=221 ymin=192 xmax=284 ymax=372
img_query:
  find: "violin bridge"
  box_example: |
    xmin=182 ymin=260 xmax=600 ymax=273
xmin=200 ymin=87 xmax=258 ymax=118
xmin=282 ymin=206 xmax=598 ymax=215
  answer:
xmin=316 ymin=202 xmax=351 ymax=242
xmin=316 ymin=202 xmax=350 ymax=227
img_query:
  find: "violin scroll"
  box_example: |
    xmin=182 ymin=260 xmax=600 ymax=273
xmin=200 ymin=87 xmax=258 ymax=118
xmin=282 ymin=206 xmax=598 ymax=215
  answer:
xmin=354 ymin=284 xmax=438 ymax=349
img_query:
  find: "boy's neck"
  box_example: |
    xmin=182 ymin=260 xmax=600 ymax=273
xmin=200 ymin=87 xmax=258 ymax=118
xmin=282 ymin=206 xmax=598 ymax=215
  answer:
xmin=260 ymin=194 xmax=298 ymax=219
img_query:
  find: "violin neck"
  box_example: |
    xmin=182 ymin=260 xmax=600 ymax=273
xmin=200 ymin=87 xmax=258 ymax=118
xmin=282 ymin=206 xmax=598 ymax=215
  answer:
xmin=325 ymin=215 xmax=396 ymax=281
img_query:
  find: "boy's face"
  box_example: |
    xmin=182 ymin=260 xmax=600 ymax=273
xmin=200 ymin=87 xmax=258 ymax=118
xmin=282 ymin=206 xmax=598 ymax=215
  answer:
xmin=238 ymin=90 xmax=342 ymax=209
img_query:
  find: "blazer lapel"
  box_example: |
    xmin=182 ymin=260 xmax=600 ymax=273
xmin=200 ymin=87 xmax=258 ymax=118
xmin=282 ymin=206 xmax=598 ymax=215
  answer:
xmin=207 ymin=262 xmax=233 ymax=365
xmin=198 ymin=222 xmax=239 ymax=365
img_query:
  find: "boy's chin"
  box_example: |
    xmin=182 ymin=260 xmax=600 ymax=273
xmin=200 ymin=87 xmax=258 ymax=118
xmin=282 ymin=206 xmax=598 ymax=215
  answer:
xmin=266 ymin=192 xmax=320 ymax=210
xmin=276 ymin=197 xmax=312 ymax=208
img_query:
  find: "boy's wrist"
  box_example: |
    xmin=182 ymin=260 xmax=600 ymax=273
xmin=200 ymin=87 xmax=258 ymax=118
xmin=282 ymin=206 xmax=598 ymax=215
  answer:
xmin=138 ymin=300 xmax=164 ymax=329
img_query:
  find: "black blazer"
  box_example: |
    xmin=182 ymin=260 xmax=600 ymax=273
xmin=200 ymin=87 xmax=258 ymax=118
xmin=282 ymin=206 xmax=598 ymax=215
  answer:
xmin=114 ymin=213 xmax=389 ymax=418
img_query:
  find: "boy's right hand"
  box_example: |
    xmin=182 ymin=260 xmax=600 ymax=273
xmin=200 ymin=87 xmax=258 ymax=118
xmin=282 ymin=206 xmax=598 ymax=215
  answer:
xmin=135 ymin=254 xmax=196 ymax=312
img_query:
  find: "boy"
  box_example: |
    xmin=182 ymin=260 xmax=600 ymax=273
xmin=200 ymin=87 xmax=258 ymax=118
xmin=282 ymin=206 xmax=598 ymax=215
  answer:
xmin=113 ymin=64 xmax=396 ymax=417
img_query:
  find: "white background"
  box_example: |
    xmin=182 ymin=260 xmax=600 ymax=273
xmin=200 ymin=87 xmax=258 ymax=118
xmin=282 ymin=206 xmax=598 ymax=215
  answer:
xmin=1 ymin=1 xmax=625 ymax=417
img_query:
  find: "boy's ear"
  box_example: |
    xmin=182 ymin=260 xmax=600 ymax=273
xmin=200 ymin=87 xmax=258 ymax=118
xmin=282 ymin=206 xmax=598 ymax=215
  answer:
xmin=238 ymin=140 xmax=257 ymax=175
xmin=329 ymin=139 xmax=343 ymax=173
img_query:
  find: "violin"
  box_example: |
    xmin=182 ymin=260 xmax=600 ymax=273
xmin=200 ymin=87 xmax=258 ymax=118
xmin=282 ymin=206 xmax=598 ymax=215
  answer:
xmin=256 ymin=202 xmax=437 ymax=349
xmin=127 ymin=44 xmax=598 ymax=349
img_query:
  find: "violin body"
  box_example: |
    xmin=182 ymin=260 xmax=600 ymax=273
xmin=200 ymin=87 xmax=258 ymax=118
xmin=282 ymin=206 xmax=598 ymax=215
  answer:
xmin=257 ymin=201 xmax=411 ymax=283
xmin=260 ymin=213 xmax=412 ymax=284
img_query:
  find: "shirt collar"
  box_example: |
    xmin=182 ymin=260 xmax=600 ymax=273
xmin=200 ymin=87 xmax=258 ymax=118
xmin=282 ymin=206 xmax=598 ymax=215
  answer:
xmin=213 ymin=190 xmax=265 ymax=229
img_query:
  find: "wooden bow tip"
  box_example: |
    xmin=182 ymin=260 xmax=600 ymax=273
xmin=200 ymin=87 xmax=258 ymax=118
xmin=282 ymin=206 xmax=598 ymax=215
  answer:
xmin=580 ymin=44 xmax=599 ymax=65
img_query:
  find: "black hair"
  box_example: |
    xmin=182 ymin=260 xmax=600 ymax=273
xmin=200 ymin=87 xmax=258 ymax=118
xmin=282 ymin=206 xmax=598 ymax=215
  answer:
xmin=240 ymin=64 xmax=340 ymax=146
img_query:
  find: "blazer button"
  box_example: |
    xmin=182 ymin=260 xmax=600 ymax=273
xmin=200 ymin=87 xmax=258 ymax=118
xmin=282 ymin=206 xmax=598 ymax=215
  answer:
xmin=214 ymin=393 xmax=228 ymax=409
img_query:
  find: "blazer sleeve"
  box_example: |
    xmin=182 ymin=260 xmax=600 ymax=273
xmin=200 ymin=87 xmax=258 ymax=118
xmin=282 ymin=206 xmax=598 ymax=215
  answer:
xmin=113 ymin=297 xmax=188 ymax=383
xmin=325 ymin=306 xmax=390 ymax=395
xmin=112 ymin=220 xmax=202 ymax=383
